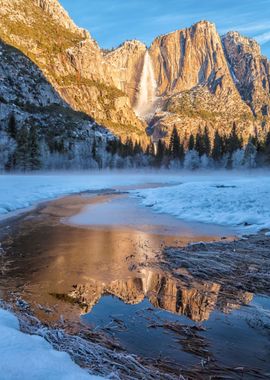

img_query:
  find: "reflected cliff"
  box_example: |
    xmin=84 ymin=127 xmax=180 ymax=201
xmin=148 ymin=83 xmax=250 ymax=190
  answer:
xmin=60 ymin=270 xmax=253 ymax=323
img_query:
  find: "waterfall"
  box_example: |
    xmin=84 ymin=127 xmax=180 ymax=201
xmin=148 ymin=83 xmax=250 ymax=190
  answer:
xmin=135 ymin=50 xmax=157 ymax=120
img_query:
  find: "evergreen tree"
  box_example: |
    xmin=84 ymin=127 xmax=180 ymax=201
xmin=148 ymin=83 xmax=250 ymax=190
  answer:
xmin=29 ymin=125 xmax=41 ymax=170
xmin=92 ymin=137 xmax=97 ymax=160
xmin=123 ymin=138 xmax=133 ymax=157
xmin=212 ymin=130 xmax=223 ymax=161
xmin=155 ymin=139 xmax=165 ymax=167
xmin=7 ymin=113 xmax=17 ymax=139
xmin=5 ymin=153 xmax=16 ymax=171
xmin=188 ymin=133 xmax=195 ymax=151
xmin=117 ymin=138 xmax=123 ymax=157
xmin=169 ymin=126 xmax=183 ymax=160
xmin=226 ymin=123 xmax=242 ymax=154
xmin=203 ymin=126 xmax=211 ymax=156
xmin=106 ymin=139 xmax=118 ymax=155
xmin=243 ymin=141 xmax=257 ymax=168
xmin=195 ymin=128 xmax=205 ymax=156
xmin=264 ymin=132 xmax=270 ymax=164
xmin=14 ymin=126 xmax=29 ymax=171
xmin=134 ymin=141 xmax=143 ymax=155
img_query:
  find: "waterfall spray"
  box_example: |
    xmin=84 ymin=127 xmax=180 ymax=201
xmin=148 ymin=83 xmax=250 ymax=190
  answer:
xmin=135 ymin=50 xmax=157 ymax=120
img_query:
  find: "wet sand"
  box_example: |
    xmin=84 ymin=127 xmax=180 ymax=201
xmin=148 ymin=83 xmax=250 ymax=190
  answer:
xmin=0 ymin=187 xmax=269 ymax=379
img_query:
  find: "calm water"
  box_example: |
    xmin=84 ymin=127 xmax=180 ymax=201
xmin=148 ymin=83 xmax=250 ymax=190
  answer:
xmin=0 ymin=190 xmax=269 ymax=376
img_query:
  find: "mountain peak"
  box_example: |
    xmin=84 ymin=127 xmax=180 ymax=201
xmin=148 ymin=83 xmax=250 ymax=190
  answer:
xmin=35 ymin=0 xmax=87 ymax=36
xmin=223 ymin=31 xmax=261 ymax=55
xmin=191 ymin=20 xmax=216 ymax=30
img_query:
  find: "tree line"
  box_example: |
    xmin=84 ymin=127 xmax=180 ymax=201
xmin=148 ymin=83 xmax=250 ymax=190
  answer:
xmin=5 ymin=114 xmax=41 ymax=171
xmin=146 ymin=124 xmax=270 ymax=169
xmin=3 ymin=113 xmax=270 ymax=170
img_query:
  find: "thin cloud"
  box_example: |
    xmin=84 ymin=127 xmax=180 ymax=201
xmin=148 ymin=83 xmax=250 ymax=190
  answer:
xmin=255 ymin=30 xmax=270 ymax=44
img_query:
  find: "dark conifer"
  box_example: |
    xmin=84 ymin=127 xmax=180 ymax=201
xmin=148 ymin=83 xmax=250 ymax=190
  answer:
xmin=188 ymin=133 xmax=195 ymax=151
xmin=203 ymin=126 xmax=211 ymax=156
xmin=134 ymin=141 xmax=143 ymax=155
xmin=212 ymin=130 xmax=223 ymax=161
xmin=264 ymin=132 xmax=270 ymax=164
xmin=227 ymin=123 xmax=242 ymax=154
xmin=169 ymin=126 xmax=181 ymax=159
xmin=7 ymin=113 xmax=17 ymax=139
xmin=14 ymin=126 xmax=29 ymax=171
xmin=92 ymin=137 xmax=97 ymax=160
xmin=29 ymin=125 xmax=41 ymax=170
xmin=155 ymin=139 xmax=165 ymax=167
xmin=195 ymin=128 xmax=205 ymax=156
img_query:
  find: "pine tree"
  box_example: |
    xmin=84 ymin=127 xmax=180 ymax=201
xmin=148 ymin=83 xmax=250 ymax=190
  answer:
xmin=212 ymin=130 xmax=223 ymax=161
xmin=29 ymin=125 xmax=41 ymax=170
xmin=155 ymin=139 xmax=165 ymax=167
xmin=203 ymin=126 xmax=211 ymax=156
xmin=226 ymin=123 xmax=242 ymax=154
xmin=92 ymin=137 xmax=97 ymax=160
xmin=169 ymin=126 xmax=181 ymax=159
xmin=123 ymin=138 xmax=133 ymax=157
xmin=134 ymin=141 xmax=143 ymax=155
xmin=14 ymin=126 xmax=29 ymax=171
xmin=7 ymin=113 xmax=17 ymax=139
xmin=117 ymin=138 xmax=123 ymax=157
xmin=195 ymin=128 xmax=205 ymax=156
xmin=264 ymin=132 xmax=270 ymax=164
xmin=188 ymin=133 xmax=195 ymax=151
xmin=106 ymin=139 xmax=118 ymax=155
xmin=243 ymin=141 xmax=257 ymax=168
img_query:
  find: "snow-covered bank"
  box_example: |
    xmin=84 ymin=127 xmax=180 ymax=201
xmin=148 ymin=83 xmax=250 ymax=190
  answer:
xmin=132 ymin=174 xmax=270 ymax=233
xmin=0 ymin=172 xmax=179 ymax=218
xmin=0 ymin=308 xmax=103 ymax=380
xmin=1 ymin=172 xmax=270 ymax=233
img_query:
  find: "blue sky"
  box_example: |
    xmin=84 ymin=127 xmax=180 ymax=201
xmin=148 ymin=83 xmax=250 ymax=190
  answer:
xmin=60 ymin=0 xmax=270 ymax=57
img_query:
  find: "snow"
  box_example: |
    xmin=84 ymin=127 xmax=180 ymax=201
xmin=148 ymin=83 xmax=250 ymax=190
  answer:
xmin=132 ymin=173 xmax=270 ymax=233
xmin=1 ymin=172 xmax=270 ymax=233
xmin=0 ymin=172 xmax=179 ymax=218
xmin=0 ymin=308 xmax=103 ymax=380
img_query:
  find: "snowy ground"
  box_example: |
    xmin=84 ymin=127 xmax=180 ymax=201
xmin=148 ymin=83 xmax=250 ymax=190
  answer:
xmin=132 ymin=173 xmax=270 ymax=233
xmin=0 ymin=172 xmax=180 ymax=218
xmin=1 ymin=171 xmax=270 ymax=233
xmin=0 ymin=308 xmax=103 ymax=380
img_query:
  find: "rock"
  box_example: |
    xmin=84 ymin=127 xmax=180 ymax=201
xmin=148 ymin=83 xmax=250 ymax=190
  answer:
xmin=222 ymin=31 xmax=270 ymax=117
xmin=0 ymin=1 xmax=269 ymax=145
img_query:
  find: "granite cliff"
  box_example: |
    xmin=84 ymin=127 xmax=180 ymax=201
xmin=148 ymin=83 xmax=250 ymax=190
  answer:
xmin=1 ymin=0 xmax=270 ymax=146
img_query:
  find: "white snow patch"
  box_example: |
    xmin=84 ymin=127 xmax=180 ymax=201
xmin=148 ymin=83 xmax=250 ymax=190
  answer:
xmin=132 ymin=173 xmax=270 ymax=233
xmin=0 ymin=308 xmax=104 ymax=380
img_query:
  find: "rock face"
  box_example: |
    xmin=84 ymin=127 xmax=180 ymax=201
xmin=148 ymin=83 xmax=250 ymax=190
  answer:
xmin=35 ymin=0 xmax=84 ymax=33
xmin=222 ymin=32 xmax=270 ymax=117
xmin=0 ymin=0 xmax=147 ymax=142
xmin=1 ymin=0 xmax=270 ymax=145
xmin=147 ymin=22 xmax=259 ymax=142
xmin=0 ymin=40 xmax=112 ymax=170
xmin=104 ymin=40 xmax=147 ymax=106
xmin=66 ymin=270 xmax=247 ymax=323
xmin=150 ymin=21 xmax=232 ymax=96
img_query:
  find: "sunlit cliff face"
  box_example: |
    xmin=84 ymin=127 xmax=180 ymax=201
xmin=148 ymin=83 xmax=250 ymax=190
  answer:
xmin=64 ymin=271 xmax=253 ymax=323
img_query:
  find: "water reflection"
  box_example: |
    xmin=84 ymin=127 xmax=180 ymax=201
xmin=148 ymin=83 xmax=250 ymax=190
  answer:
xmin=63 ymin=270 xmax=253 ymax=322
xmin=1 ymin=206 xmax=253 ymax=324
